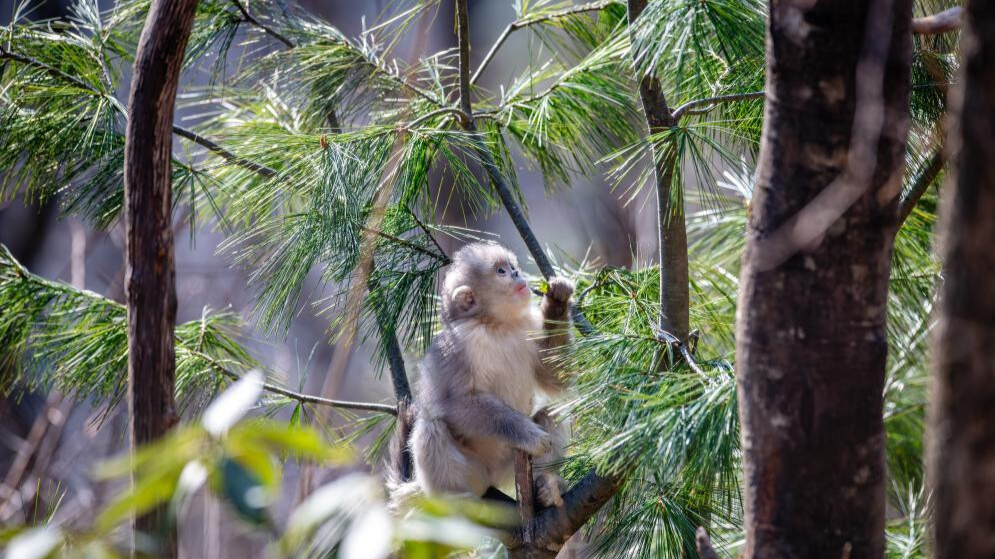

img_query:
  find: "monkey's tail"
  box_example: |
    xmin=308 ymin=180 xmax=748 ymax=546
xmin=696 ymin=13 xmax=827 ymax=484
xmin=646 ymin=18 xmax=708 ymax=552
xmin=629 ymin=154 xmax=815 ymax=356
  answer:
xmin=385 ymin=398 xmax=420 ymax=513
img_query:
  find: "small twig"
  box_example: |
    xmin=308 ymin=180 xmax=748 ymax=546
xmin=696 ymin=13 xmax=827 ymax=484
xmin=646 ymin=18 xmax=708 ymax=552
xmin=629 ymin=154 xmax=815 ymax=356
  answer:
xmin=671 ymin=91 xmax=765 ymax=120
xmin=171 ymin=126 xmax=278 ymax=177
xmin=229 ymin=0 xmax=296 ymax=48
xmin=471 ymin=0 xmax=620 ymax=86
xmin=406 ymin=207 xmax=452 ymax=265
xmin=210 ymin=361 xmax=398 ymax=415
xmin=403 ymin=107 xmax=470 ymax=130
xmin=695 ymin=527 xmax=720 ymax=559
xmin=360 ymin=225 xmax=450 ymax=263
xmin=912 ymin=7 xmax=962 ymax=35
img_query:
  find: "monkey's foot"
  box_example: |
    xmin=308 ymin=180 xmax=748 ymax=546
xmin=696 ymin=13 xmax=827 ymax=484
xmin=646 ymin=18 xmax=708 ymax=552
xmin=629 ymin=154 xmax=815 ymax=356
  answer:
xmin=535 ymin=472 xmax=565 ymax=508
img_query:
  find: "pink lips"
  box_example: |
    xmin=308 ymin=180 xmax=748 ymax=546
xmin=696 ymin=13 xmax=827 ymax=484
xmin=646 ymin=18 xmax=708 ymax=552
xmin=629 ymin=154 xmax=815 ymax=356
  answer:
xmin=516 ymin=283 xmax=528 ymax=294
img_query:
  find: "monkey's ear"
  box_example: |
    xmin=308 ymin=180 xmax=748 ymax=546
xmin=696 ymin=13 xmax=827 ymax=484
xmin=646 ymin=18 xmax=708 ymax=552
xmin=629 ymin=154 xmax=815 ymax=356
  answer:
xmin=452 ymin=285 xmax=476 ymax=312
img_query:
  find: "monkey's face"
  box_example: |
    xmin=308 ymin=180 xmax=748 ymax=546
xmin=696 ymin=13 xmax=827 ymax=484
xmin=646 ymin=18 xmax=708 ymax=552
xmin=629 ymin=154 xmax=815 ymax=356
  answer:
xmin=443 ymin=243 xmax=532 ymax=323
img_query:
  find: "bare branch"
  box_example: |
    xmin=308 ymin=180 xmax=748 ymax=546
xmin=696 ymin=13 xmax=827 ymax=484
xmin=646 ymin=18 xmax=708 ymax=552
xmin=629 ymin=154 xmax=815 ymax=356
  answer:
xmin=471 ymin=0 xmax=621 ymax=86
xmin=671 ymin=91 xmax=765 ymax=120
xmin=912 ymin=7 xmax=962 ymax=35
xmin=209 ymin=358 xmax=398 ymax=415
xmin=229 ymin=0 xmax=295 ymax=48
xmin=898 ymin=148 xmax=947 ymax=226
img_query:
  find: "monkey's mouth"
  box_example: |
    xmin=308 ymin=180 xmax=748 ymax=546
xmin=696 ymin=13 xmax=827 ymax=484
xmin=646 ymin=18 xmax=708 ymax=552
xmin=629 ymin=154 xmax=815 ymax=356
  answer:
xmin=515 ymin=283 xmax=528 ymax=294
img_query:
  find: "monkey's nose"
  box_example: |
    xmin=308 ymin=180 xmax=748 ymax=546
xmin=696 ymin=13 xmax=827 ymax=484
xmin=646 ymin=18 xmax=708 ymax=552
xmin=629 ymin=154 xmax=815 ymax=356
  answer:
xmin=511 ymin=269 xmax=520 ymax=278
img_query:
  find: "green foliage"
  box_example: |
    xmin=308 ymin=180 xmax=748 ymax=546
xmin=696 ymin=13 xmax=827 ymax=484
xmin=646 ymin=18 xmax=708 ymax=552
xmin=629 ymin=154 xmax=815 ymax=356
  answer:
xmin=0 ymin=245 xmax=251 ymax=410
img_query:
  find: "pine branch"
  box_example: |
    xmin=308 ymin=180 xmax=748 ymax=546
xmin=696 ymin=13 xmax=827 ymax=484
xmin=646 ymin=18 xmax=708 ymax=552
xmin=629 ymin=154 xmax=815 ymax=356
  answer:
xmin=0 ymin=46 xmax=277 ymax=177
xmin=898 ymin=148 xmax=946 ymax=227
xmin=671 ymin=91 xmax=766 ymax=119
xmin=0 ymin=244 xmax=396 ymax=416
xmin=628 ymin=0 xmax=688 ymax=344
xmin=471 ymin=0 xmax=621 ymax=86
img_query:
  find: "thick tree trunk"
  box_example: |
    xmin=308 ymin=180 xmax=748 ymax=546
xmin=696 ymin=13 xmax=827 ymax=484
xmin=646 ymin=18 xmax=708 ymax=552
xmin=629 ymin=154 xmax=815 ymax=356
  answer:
xmin=735 ymin=1 xmax=912 ymax=558
xmin=627 ymin=0 xmax=689 ymax=345
xmin=124 ymin=0 xmax=199 ymax=555
xmin=931 ymin=2 xmax=995 ymax=557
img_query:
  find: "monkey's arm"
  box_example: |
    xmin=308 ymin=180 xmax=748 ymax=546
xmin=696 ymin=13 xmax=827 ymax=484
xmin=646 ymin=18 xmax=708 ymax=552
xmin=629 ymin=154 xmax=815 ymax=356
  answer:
xmin=536 ymin=277 xmax=575 ymax=394
xmin=441 ymin=393 xmax=552 ymax=456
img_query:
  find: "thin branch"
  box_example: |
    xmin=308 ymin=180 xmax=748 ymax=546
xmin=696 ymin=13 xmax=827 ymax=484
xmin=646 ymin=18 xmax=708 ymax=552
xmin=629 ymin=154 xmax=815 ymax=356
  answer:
xmin=230 ymin=0 xmax=296 ymax=48
xmin=209 ymin=358 xmax=398 ymax=415
xmin=406 ymin=207 xmax=452 ymax=265
xmin=0 ymin=47 xmax=105 ymax=93
xmin=471 ymin=0 xmax=620 ymax=86
xmin=171 ymin=126 xmax=277 ymax=177
xmin=360 ymin=225 xmax=450 ymax=263
xmin=898 ymin=148 xmax=947 ymax=226
xmin=671 ymin=91 xmax=765 ymax=120
xmin=402 ymin=107 xmax=470 ymax=130
xmin=912 ymin=6 xmax=962 ymax=35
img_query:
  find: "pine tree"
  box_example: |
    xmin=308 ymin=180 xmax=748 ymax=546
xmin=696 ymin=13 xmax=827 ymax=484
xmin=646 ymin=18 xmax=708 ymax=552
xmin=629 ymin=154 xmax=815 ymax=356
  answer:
xmin=0 ymin=0 xmax=964 ymax=557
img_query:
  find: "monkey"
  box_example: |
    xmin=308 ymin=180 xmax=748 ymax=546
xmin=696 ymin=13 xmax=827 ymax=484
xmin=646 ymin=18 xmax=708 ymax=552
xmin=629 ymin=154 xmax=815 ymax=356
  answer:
xmin=391 ymin=242 xmax=574 ymax=510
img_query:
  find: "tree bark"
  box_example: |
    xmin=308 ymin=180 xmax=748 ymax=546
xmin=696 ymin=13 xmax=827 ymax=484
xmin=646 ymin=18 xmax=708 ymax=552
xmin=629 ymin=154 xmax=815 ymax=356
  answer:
xmin=124 ymin=0 xmax=199 ymax=555
xmin=931 ymin=1 xmax=995 ymax=557
xmin=735 ymin=1 xmax=912 ymax=558
xmin=626 ymin=0 xmax=689 ymax=345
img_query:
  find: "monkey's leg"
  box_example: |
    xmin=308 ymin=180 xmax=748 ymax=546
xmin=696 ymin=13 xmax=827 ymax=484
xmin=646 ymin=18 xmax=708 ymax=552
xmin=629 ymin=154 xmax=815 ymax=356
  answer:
xmin=411 ymin=417 xmax=489 ymax=496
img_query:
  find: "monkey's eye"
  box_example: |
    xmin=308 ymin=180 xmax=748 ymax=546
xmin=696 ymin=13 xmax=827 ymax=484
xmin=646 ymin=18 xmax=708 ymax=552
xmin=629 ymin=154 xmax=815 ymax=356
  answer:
xmin=497 ymin=267 xmax=507 ymax=275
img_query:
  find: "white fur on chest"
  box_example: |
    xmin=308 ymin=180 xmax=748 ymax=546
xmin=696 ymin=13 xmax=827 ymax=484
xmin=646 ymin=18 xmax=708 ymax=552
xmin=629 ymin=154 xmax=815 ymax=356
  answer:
xmin=458 ymin=318 xmax=540 ymax=414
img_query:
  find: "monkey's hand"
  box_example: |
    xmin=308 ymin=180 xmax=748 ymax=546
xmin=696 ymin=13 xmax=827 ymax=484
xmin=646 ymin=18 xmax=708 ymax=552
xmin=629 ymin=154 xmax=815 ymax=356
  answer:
xmin=544 ymin=277 xmax=575 ymax=305
xmin=541 ymin=277 xmax=575 ymax=322
xmin=535 ymin=471 xmax=566 ymax=508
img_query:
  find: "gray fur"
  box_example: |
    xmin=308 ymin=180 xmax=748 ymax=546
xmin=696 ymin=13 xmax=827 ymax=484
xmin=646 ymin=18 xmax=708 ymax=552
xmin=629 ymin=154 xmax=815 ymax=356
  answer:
xmin=401 ymin=243 xmax=574 ymax=507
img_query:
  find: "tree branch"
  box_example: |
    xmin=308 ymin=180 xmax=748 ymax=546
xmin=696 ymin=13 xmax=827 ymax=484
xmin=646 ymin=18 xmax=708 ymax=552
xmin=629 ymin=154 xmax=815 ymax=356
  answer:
xmin=897 ymin=148 xmax=947 ymax=226
xmin=628 ymin=0 xmax=689 ymax=345
xmin=671 ymin=91 xmax=765 ymax=120
xmin=509 ymin=469 xmax=625 ymax=551
xmin=471 ymin=0 xmax=621 ymax=86
xmin=912 ymin=7 xmax=962 ymax=35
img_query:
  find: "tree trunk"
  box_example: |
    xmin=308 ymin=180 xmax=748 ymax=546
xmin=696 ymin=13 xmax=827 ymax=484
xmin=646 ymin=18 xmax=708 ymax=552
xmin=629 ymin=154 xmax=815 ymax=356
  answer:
xmin=931 ymin=2 xmax=995 ymax=557
xmin=627 ymin=0 xmax=689 ymax=345
xmin=124 ymin=0 xmax=199 ymax=555
xmin=735 ymin=1 xmax=912 ymax=558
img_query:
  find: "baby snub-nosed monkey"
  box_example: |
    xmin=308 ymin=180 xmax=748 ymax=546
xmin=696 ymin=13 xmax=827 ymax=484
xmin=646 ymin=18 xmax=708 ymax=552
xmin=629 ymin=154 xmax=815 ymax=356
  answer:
xmin=398 ymin=242 xmax=574 ymax=509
